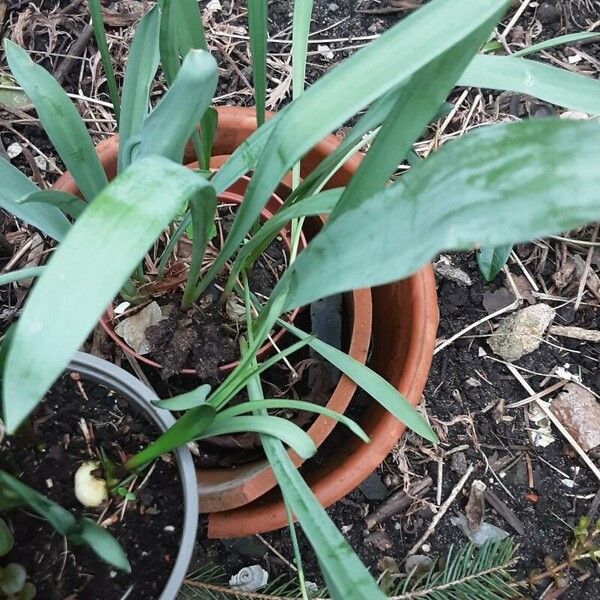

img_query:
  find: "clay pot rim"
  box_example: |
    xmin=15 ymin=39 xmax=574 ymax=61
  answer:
xmin=68 ymin=352 xmax=198 ymax=599
xmin=199 ymin=107 xmax=438 ymax=538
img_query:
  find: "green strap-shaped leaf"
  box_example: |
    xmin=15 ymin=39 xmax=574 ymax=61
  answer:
xmin=19 ymin=190 xmax=86 ymax=220
xmin=88 ymin=0 xmax=121 ymax=122
xmin=245 ymin=374 xmax=386 ymax=600
xmin=0 ymin=471 xmax=130 ymax=572
xmin=181 ymin=184 xmax=217 ymax=310
xmin=278 ymin=119 xmax=600 ymax=312
xmin=279 ymin=320 xmax=437 ymax=443
xmin=218 ymin=399 xmax=369 ymax=442
xmin=247 ymin=0 xmax=268 ymax=126
xmin=118 ymin=5 xmax=161 ymax=171
xmin=4 ymin=40 xmax=108 ymax=202
xmin=0 ymin=158 xmax=70 ymax=241
xmin=70 ymin=518 xmax=130 ymax=573
xmin=477 ymin=244 xmax=513 ymax=281
xmin=128 ymin=49 xmax=218 ymax=165
xmin=193 ymin=0 xmax=510 ymax=299
xmin=224 ymin=189 xmax=341 ymax=295
xmin=511 ymin=31 xmax=600 ymax=58
xmin=152 ymin=384 xmax=212 ymax=410
xmin=329 ymin=10 xmax=500 ymax=220
xmin=0 ymin=157 xmax=71 ymax=241
xmin=0 ymin=266 xmax=45 ymax=287
xmin=461 ymin=54 xmax=600 ymax=115
xmin=198 ymin=414 xmax=317 ymax=460
xmin=3 ymin=157 xmax=215 ymax=433
xmin=123 ymin=404 xmax=217 ymax=472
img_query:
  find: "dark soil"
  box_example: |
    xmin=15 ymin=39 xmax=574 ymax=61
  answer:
xmin=143 ymin=204 xmax=289 ymax=381
xmin=0 ymin=373 xmax=184 ymax=600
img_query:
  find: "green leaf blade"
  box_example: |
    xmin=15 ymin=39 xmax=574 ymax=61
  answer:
xmin=4 ymin=40 xmax=108 ymax=202
xmin=3 ymin=157 xmax=214 ymax=433
xmin=118 ymin=4 xmax=161 ymax=171
xmin=478 ymin=244 xmax=512 ymax=281
xmin=280 ymin=119 xmax=600 ymax=311
xmin=0 ymin=158 xmax=70 ymax=241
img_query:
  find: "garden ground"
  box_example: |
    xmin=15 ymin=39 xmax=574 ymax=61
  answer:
xmin=1 ymin=1 xmax=600 ymax=598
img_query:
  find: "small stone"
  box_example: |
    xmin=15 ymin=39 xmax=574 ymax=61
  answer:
xmin=551 ymin=383 xmax=600 ymax=451
xmin=114 ymin=301 xmax=166 ymax=355
xmin=488 ymin=304 xmax=555 ymax=361
xmin=537 ymin=1 xmax=561 ymax=24
xmin=359 ymin=472 xmax=388 ymax=501
xmin=328 ymin=2 xmax=339 ymax=10
xmin=164 ymin=525 xmax=175 ymax=533
xmin=34 ymin=155 xmax=47 ymax=171
xmin=7 ymin=142 xmax=22 ymax=159
xmin=451 ymin=513 xmax=509 ymax=546
xmin=434 ymin=256 xmax=472 ymax=286
xmin=465 ymin=377 xmax=481 ymax=387
xmin=317 ymin=44 xmax=334 ymax=60
xmin=405 ymin=555 xmax=433 ymax=573
xmin=383 ymin=473 xmax=401 ymax=488
xmin=450 ymin=452 xmax=468 ymax=475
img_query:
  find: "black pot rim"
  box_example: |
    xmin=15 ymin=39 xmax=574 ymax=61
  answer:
xmin=69 ymin=351 xmax=198 ymax=600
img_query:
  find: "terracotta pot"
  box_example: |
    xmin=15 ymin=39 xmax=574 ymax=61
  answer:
xmin=197 ymin=107 xmax=439 ymax=538
xmin=51 ymin=107 xmax=374 ymax=514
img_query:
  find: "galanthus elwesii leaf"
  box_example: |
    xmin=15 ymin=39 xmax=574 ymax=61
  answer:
xmin=461 ymin=54 xmax=600 ymax=115
xmin=152 ymin=384 xmax=212 ymax=410
xmin=477 ymin=244 xmax=513 ymax=282
xmin=2 ymin=157 xmax=215 ymax=433
xmin=278 ymin=118 xmax=600 ymax=311
xmin=328 ymin=8 xmax=500 ymax=220
xmin=0 ymin=158 xmax=70 ymax=240
xmin=4 ymin=40 xmax=108 ymax=202
xmin=0 ymin=471 xmax=130 ymax=572
xmin=126 ymin=49 xmax=218 ymax=166
xmin=19 ymin=190 xmax=87 ymax=220
xmin=247 ymin=0 xmax=268 ymax=126
xmin=117 ymin=4 xmax=161 ymax=171
xmin=245 ymin=371 xmax=387 ymax=600
xmin=193 ymin=0 xmax=511 ymax=299
xmin=279 ymin=320 xmax=438 ymax=443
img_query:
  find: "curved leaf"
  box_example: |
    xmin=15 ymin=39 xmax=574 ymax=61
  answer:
xmin=218 ymin=399 xmax=369 ymax=443
xmin=118 ymin=4 xmax=161 ymax=171
xmin=0 ymin=158 xmax=70 ymax=240
xmin=128 ymin=49 xmax=218 ymax=165
xmin=19 ymin=190 xmax=86 ymax=219
xmin=279 ymin=320 xmax=437 ymax=443
xmin=3 ymin=157 xmax=214 ymax=433
xmin=461 ymin=54 xmax=600 ymax=115
xmin=279 ymin=119 xmax=600 ymax=312
xmin=199 ymin=414 xmax=317 ymax=460
xmin=193 ymin=0 xmax=510 ymax=299
xmin=4 ymin=40 xmax=108 ymax=201
xmin=152 ymin=384 xmax=211 ymax=410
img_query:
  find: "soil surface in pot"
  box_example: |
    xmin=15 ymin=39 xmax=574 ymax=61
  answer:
xmin=140 ymin=205 xmax=288 ymax=381
xmin=0 ymin=373 xmax=183 ymax=600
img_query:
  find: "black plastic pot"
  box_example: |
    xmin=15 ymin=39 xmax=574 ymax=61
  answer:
xmin=69 ymin=352 xmax=198 ymax=600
